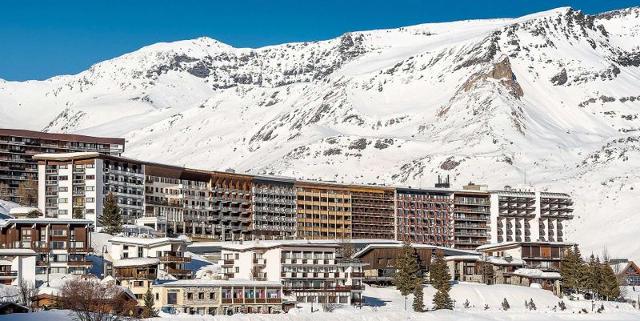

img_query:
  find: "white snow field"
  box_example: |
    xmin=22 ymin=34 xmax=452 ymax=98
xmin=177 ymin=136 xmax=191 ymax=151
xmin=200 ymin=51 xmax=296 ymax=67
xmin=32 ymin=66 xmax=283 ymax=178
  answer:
xmin=2 ymin=7 xmax=640 ymax=259
xmin=4 ymin=283 xmax=640 ymax=320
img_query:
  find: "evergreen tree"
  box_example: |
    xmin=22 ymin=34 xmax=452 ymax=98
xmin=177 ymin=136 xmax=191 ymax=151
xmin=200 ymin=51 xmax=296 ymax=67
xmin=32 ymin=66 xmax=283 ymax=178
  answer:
xmin=430 ymin=250 xmax=453 ymax=310
xmin=393 ymin=242 xmax=420 ymax=297
xmin=600 ymin=261 xmax=620 ymax=300
xmin=585 ymin=255 xmax=604 ymax=299
xmin=142 ymin=286 xmax=156 ymax=318
xmin=560 ymin=246 xmax=577 ymax=292
xmin=412 ymin=278 xmax=424 ymax=312
xmin=501 ymin=298 xmax=510 ymax=311
xmin=99 ymin=192 xmax=123 ymax=235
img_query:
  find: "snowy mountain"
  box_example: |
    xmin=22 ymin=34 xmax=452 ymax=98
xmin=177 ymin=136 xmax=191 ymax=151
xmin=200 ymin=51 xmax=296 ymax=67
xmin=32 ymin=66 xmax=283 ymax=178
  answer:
xmin=1 ymin=7 xmax=640 ymax=259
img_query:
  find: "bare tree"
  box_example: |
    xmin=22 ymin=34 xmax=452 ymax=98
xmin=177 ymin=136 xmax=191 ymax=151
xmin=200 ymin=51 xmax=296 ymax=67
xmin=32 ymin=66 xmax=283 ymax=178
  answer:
xmin=17 ymin=280 xmax=37 ymax=311
xmin=59 ymin=278 xmax=137 ymax=321
xmin=0 ymin=182 xmax=11 ymax=199
xmin=339 ymin=238 xmax=356 ymax=259
xmin=16 ymin=178 xmax=38 ymax=206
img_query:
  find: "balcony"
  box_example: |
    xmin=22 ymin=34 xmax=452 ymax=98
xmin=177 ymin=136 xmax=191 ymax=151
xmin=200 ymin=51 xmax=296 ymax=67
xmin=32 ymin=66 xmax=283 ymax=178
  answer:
xmin=159 ymin=253 xmax=191 ymax=263
xmin=166 ymin=267 xmax=192 ymax=276
xmin=0 ymin=271 xmax=18 ymax=278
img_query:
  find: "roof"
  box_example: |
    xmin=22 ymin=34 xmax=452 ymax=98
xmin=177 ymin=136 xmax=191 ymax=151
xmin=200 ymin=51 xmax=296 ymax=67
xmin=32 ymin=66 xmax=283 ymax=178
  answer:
xmin=0 ymin=301 xmax=29 ymax=312
xmin=0 ymin=249 xmax=37 ymax=256
xmin=0 ymin=217 xmax=92 ymax=228
xmin=609 ymin=260 xmax=640 ymax=276
xmin=512 ymin=268 xmax=561 ymax=279
xmin=8 ymin=207 xmax=40 ymax=215
xmin=353 ymin=243 xmax=478 ymax=258
xmin=476 ymin=241 xmax=573 ymax=251
xmin=108 ymin=236 xmax=189 ymax=247
xmin=0 ymin=128 xmax=124 ymax=145
xmin=112 ymin=257 xmax=159 ymax=267
xmin=155 ymin=278 xmax=282 ymax=288
xmin=444 ymin=255 xmax=524 ymax=266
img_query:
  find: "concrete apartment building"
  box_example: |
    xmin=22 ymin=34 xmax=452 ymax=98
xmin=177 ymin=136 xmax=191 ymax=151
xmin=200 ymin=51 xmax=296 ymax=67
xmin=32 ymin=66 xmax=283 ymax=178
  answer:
xmin=0 ymin=129 xmax=124 ymax=203
xmin=199 ymin=240 xmax=365 ymax=305
xmin=0 ymin=217 xmax=93 ymax=276
xmin=31 ymin=152 xmax=574 ymax=247
xmin=489 ymin=189 xmax=573 ymax=243
xmin=35 ymin=153 xmax=145 ymax=226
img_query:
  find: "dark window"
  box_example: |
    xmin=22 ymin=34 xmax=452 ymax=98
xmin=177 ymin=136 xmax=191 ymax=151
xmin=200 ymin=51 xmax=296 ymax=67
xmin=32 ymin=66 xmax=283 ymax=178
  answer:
xmin=168 ymin=293 xmax=177 ymax=304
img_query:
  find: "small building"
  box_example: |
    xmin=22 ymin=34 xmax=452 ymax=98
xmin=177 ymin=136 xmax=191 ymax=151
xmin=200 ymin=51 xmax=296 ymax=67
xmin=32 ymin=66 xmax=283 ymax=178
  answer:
xmin=511 ymin=268 xmax=562 ymax=293
xmin=476 ymin=242 xmax=572 ymax=272
xmin=352 ymin=243 xmax=476 ymax=284
xmin=0 ymin=249 xmax=37 ymax=286
xmin=0 ymin=302 xmax=29 ymax=314
xmin=609 ymin=259 xmax=640 ymax=286
xmin=153 ymin=279 xmax=283 ymax=315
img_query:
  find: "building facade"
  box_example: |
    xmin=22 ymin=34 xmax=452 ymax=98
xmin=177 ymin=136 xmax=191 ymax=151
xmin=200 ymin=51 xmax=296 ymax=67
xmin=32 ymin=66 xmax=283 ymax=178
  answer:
xmin=349 ymin=186 xmax=395 ymax=240
xmin=251 ymin=176 xmax=297 ymax=239
xmin=0 ymin=129 xmax=124 ymax=203
xmin=0 ymin=217 xmax=93 ymax=276
xmin=489 ymin=190 xmax=573 ymax=243
xmin=35 ymin=153 xmax=145 ymax=226
xmin=394 ymin=188 xmax=453 ymax=246
xmin=295 ymin=182 xmax=352 ymax=240
xmin=153 ymin=279 xmax=283 ymax=315
xmin=452 ymin=187 xmax=491 ymax=250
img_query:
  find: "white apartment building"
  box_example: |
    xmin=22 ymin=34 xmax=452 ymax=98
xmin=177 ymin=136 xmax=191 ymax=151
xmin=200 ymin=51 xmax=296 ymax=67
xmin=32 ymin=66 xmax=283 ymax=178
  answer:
xmin=0 ymin=249 xmax=36 ymax=286
xmin=197 ymin=240 xmax=365 ymax=305
xmin=35 ymin=152 xmax=145 ymax=228
xmin=489 ymin=189 xmax=573 ymax=244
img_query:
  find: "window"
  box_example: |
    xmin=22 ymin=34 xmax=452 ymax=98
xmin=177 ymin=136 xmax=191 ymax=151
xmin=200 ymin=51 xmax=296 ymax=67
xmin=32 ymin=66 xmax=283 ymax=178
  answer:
xmin=133 ymin=281 xmax=144 ymax=287
xmin=122 ymin=252 xmax=129 ymax=259
xmin=167 ymin=292 xmax=177 ymax=304
xmin=86 ymin=175 xmax=95 ymax=180
xmin=138 ymin=247 xmax=143 ymax=258
xmin=86 ymin=186 xmax=95 ymax=191
xmin=58 ymin=198 xmax=68 ymax=203
xmin=198 ymin=292 xmax=204 ymax=300
xmin=187 ymin=292 xmax=193 ymax=300
xmin=50 ymin=241 xmax=66 ymax=249
xmin=59 ymin=165 xmax=68 ymax=169
xmin=59 ymin=187 xmax=68 ymax=192
xmin=52 ymin=229 xmax=67 ymax=237
xmin=59 ymin=175 xmax=68 ymax=181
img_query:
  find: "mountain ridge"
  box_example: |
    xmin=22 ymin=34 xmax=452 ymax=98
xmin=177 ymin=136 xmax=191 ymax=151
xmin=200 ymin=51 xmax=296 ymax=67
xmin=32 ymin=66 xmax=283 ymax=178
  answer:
xmin=1 ymin=6 xmax=640 ymax=259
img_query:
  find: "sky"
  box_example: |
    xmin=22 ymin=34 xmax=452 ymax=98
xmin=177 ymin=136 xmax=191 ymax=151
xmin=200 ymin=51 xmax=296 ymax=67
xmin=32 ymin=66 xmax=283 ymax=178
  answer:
xmin=0 ymin=0 xmax=638 ymax=81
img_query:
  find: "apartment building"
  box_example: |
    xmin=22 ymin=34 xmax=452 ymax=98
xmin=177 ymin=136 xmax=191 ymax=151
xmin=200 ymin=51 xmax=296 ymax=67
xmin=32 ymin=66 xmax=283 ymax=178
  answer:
xmin=452 ymin=186 xmax=491 ymax=250
xmin=295 ymin=182 xmax=352 ymax=240
xmin=35 ymin=153 xmax=145 ymax=226
xmin=212 ymin=240 xmax=364 ymax=305
xmin=489 ymin=189 xmax=573 ymax=243
xmin=144 ymin=164 xmax=211 ymax=237
xmin=153 ymin=279 xmax=283 ymax=315
xmin=106 ymin=236 xmax=191 ymax=304
xmin=0 ymin=249 xmax=36 ymax=285
xmin=395 ymin=188 xmax=453 ymax=246
xmin=477 ymin=242 xmax=571 ymax=272
xmin=209 ymin=172 xmax=253 ymax=241
xmin=349 ymin=186 xmax=395 ymax=240
xmin=0 ymin=217 xmax=93 ymax=276
xmin=0 ymin=128 xmax=124 ymax=203
xmin=251 ymin=176 xmax=297 ymax=239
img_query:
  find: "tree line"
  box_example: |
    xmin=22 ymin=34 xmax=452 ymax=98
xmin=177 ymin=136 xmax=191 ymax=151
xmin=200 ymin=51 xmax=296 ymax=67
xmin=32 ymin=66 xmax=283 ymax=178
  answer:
xmin=560 ymin=245 xmax=620 ymax=300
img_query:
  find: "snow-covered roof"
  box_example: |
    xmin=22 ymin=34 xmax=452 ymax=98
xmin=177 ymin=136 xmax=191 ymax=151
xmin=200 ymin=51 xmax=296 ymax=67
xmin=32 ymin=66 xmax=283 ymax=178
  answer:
xmin=0 ymin=199 xmax=20 ymax=217
xmin=353 ymin=243 xmax=478 ymax=259
xmin=155 ymin=278 xmax=282 ymax=288
xmin=33 ymin=152 xmax=101 ymax=161
xmin=190 ymin=239 xmax=345 ymax=251
xmin=0 ymin=217 xmax=92 ymax=227
xmin=112 ymin=257 xmax=159 ymax=267
xmin=483 ymin=256 xmax=526 ymax=266
xmin=0 ymin=249 xmax=37 ymax=256
xmin=0 ymin=259 xmax=13 ymax=265
xmin=444 ymin=255 xmax=481 ymax=261
xmin=8 ymin=207 xmax=40 ymax=215
xmin=512 ymin=268 xmax=561 ymax=279
xmin=476 ymin=241 xmax=573 ymax=251
xmin=109 ymin=236 xmax=189 ymax=247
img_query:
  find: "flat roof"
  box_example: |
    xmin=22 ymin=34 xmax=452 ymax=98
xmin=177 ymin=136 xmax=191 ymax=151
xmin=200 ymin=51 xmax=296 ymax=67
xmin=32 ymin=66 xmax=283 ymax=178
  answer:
xmin=0 ymin=128 xmax=124 ymax=145
xmin=112 ymin=257 xmax=159 ymax=267
xmin=109 ymin=236 xmax=190 ymax=247
xmin=0 ymin=217 xmax=92 ymax=227
xmin=353 ymin=243 xmax=478 ymax=258
xmin=477 ymin=241 xmax=574 ymax=251
xmin=155 ymin=278 xmax=282 ymax=287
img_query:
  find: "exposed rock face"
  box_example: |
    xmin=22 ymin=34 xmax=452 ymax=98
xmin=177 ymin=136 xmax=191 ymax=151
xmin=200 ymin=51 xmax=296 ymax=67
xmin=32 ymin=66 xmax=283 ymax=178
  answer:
xmin=2 ymin=7 xmax=640 ymax=258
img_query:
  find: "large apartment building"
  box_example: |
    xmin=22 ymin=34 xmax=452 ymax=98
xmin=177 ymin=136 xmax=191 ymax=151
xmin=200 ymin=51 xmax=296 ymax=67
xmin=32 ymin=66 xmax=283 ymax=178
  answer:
xmin=489 ymin=189 xmax=573 ymax=243
xmin=295 ymin=182 xmax=352 ymax=240
xmin=394 ymin=188 xmax=453 ymax=247
xmin=35 ymin=153 xmax=144 ymax=226
xmin=0 ymin=129 xmax=124 ymax=203
xmin=31 ymin=152 xmax=574 ymax=247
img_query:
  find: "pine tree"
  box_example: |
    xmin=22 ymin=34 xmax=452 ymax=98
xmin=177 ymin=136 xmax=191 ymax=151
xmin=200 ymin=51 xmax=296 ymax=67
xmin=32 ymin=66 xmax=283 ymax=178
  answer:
xmin=585 ymin=255 xmax=604 ymax=299
xmin=99 ymin=192 xmax=123 ymax=235
xmin=142 ymin=286 xmax=156 ymax=318
xmin=412 ymin=278 xmax=424 ymax=312
xmin=600 ymin=260 xmax=620 ymax=300
xmin=393 ymin=242 xmax=420 ymax=297
xmin=560 ymin=246 xmax=577 ymax=292
xmin=430 ymin=250 xmax=453 ymax=310
xmin=501 ymin=298 xmax=510 ymax=311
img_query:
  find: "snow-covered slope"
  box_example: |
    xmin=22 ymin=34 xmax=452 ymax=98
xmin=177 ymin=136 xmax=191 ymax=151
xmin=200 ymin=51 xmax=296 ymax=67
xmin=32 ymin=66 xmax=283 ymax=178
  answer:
xmin=1 ymin=7 xmax=640 ymax=259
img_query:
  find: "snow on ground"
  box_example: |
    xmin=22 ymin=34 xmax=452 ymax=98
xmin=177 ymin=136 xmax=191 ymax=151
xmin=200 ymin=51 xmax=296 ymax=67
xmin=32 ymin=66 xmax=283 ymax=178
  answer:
xmin=4 ymin=283 xmax=639 ymax=320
